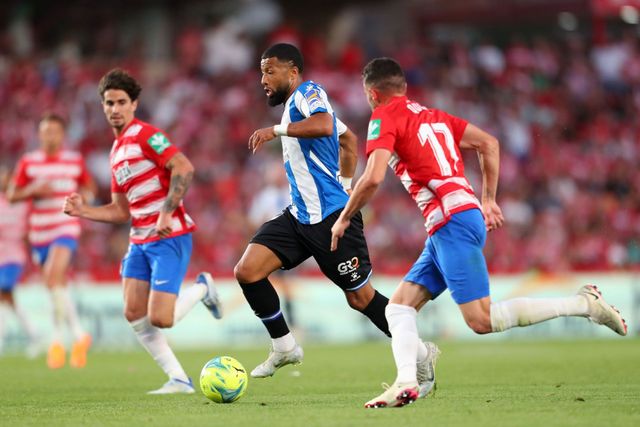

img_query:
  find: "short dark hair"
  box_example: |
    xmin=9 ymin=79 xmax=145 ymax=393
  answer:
xmin=362 ymin=57 xmax=406 ymax=93
xmin=39 ymin=112 xmax=66 ymax=129
xmin=262 ymin=43 xmax=304 ymax=72
xmin=98 ymin=68 xmax=142 ymax=101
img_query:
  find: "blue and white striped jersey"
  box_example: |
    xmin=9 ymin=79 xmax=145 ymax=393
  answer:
xmin=279 ymin=80 xmax=349 ymax=224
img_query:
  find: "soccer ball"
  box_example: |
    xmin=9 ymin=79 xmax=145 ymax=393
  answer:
xmin=199 ymin=356 xmax=248 ymax=403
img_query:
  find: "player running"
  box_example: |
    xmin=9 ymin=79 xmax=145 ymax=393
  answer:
xmin=331 ymin=57 xmax=628 ymax=408
xmin=238 ymin=44 xmax=438 ymax=389
xmin=63 ymin=69 xmax=222 ymax=394
xmin=7 ymin=113 xmax=95 ymax=369
xmin=0 ymin=166 xmax=39 ymax=356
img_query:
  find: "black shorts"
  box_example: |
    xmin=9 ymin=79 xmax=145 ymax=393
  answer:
xmin=250 ymin=208 xmax=372 ymax=291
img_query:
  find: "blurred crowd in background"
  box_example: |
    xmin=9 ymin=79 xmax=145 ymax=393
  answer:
xmin=1 ymin=0 xmax=639 ymax=280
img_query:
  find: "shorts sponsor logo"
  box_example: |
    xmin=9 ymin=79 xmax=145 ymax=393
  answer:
xmin=147 ymin=132 xmax=171 ymax=154
xmin=338 ymin=257 xmax=360 ymax=275
xmin=154 ymin=279 xmax=170 ymax=286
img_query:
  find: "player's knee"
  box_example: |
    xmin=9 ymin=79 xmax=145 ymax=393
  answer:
xmin=124 ymin=307 xmax=147 ymax=323
xmin=465 ymin=317 xmax=492 ymax=334
xmin=234 ymin=260 xmax=257 ymax=284
xmin=345 ymin=292 xmax=369 ymax=311
xmin=149 ymin=314 xmax=174 ymax=329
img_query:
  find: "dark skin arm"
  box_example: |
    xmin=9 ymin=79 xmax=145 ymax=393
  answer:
xmin=338 ymin=126 xmax=358 ymax=187
xmin=249 ymin=112 xmax=334 ymax=153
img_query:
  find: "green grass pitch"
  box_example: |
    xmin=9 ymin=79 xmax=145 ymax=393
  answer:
xmin=1 ymin=340 xmax=639 ymax=426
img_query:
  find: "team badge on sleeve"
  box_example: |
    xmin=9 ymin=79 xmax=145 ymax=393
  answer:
xmin=304 ymin=87 xmax=326 ymax=112
xmin=367 ymin=119 xmax=381 ymax=140
xmin=147 ymin=132 xmax=171 ymax=154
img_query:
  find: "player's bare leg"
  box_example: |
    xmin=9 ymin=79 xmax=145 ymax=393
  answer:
xmin=460 ymin=285 xmax=627 ymax=336
xmin=235 ymin=243 xmax=303 ymax=378
xmin=344 ymin=282 xmax=392 ymax=337
xmin=0 ymin=290 xmax=39 ymax=357
xmin=124 ymin=278 xmax=193 ymax=394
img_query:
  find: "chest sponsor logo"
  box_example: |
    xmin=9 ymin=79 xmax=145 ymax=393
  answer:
xmin=147 ymin=132 xmax=171 ymax=154
xmin=114 ymin=161 xmax=133 ymax=186
xmin=367 ymin=119 xmax=381 ymax=140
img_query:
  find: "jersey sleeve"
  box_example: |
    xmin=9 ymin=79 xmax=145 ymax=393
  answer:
xmin=138 ymin=127 xmax=180 ymax=168
xmin=365 ymin=108 xmax=397 ymax=157
xmin=437 ymin=109 xmax=468 ymax=144
xmin=11 ymin=157 xmax=30 ymax=187
xmin=336 ymin=117 xmax=347 ymax=136
xmin=295 ymin=83 xmax=329 ymax=118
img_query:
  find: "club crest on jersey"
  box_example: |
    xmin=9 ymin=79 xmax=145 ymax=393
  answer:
xmin=304 ymin=87 xmax=325 ymax=111
xmin=368 ymin=119 xmax=381 ymax=140
xmin=114 ymin=161 xmax=133 ymax=186
xmin=147 ymin=132 xmax=171 ymax=154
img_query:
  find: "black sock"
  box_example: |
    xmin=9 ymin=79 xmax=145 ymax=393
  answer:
xmin=361 ymin=290 xmax=391 ymax=337
xmin=240 ymin=278 xmax=290 ymax=338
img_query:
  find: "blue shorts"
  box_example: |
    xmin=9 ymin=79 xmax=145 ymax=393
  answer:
xmin=121 ymin=233 xmax=192 ymax=295
xmin=31 ymin=237 xmax=78 ymax=266
xmin=404 ymin=209 xmax=490 ymax=304
xmin=0 ymin=263 xmax=24 ymax=291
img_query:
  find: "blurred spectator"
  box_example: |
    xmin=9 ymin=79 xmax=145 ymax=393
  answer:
xmin=0 ymin=3 xmax=638 ymax=280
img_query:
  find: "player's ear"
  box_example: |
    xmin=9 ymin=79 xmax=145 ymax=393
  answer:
xmin=132 ymin=99 xmax=138 ymax=112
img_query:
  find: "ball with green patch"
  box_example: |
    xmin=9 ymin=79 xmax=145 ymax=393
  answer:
xmin=199 ymin=356 xmax=248 ymax=403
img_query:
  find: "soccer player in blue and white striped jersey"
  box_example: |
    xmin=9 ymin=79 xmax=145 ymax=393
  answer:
xmin=235 ymin=44 xmax=437 ymax=383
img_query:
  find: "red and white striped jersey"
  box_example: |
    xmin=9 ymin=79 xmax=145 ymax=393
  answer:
xmin=12 ymin=149 xmax=92 ymax=246
xmin=366 ymin=96 xmax=481 ymax=235
xmin=0 ymin=194 xmax=28 ymax=265
xmin=110 ymin=118 xmax=195 ymax=244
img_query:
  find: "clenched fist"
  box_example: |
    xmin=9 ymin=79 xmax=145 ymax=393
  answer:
xmin=63 ymin=193 xmax=84 ymax=217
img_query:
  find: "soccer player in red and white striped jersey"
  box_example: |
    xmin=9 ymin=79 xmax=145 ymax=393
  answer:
xmin=63 ymin=69 xmax=222 ymax=394
xmin=7 ymin=113 xmax=95 ymax=369
xmin=331 ymin=58 xmax=627 ymax=408
xmin=0 ymin=166 xmax=39 ymax=356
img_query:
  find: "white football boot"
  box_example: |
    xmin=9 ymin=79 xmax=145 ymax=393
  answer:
xmin=417 ymin=341 xmax=440 ymax=398
xmin=364 ymin=381 xmax=420 ymax=408
xmin=197 ymin=272 xmax=223 ymax=319
xmin=250 ymin=345 xmax=304 ymax=378
xmin=147 ymin=377 xmax=195 ymax=395
xmin=578 ymin=285 xmax=627 ymax=336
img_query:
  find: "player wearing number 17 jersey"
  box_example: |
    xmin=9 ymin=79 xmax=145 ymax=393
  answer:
xmin=330 ymin=58 xmax=627 ymax=408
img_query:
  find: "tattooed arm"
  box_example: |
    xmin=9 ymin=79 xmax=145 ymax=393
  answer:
xmin=156 ymin=153 xmax=195 ymax=238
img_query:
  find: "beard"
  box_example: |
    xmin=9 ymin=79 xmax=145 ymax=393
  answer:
xmin=267 ymin=85 xmax=289 ymax=106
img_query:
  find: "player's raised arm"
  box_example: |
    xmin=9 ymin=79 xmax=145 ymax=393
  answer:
xmin=249 ymin=113 xmax=334 ymax=154
xmin=331 ymin=148 xmax=391 ymax=251
xmin=63 ymin=191 xmax=130 ymax=224
xmin=459 ymin=123 xmax=503 ymax=231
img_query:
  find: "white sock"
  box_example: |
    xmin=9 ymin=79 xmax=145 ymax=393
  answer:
xmin=50 ymin=288 xmax=66 ymax=343
xmin=272 ymin=332 xmax=296 ymax=352
xmin=490 ymin=296 xmax=589 ymax=332
xmin=14 ymin=304 xmax=38 ymax=341
xmin=130 ymin=316 xmax=189 ymax=382
xmin=386 ymin=303 xmax=419 ymax=384
xmin=416 ymin=340 xmax=429 ymax=363
xmin=60 ymin=287 xmax=85 ymax=340
xmin=174 ymin=283 xmax=207 ymax=324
